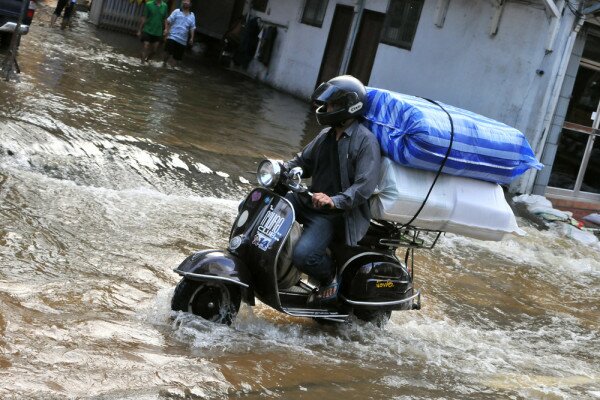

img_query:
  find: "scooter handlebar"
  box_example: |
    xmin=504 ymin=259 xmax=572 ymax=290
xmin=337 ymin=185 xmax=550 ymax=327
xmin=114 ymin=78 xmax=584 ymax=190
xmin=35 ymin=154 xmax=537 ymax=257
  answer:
xmin=283 ymin=166 xmax=312 ymax=196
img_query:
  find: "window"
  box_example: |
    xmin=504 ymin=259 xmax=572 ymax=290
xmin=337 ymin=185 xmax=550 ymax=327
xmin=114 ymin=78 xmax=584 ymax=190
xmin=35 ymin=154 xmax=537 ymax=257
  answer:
xmin=582 ymin=33 xmax=600 ymax=64
xmin=252 ymin=0 xmax=268 ymax=13
xmin=301 ymin=0 xmax=328 ymax=27
xmin=381 ymin=0 xmax=424 ymax=50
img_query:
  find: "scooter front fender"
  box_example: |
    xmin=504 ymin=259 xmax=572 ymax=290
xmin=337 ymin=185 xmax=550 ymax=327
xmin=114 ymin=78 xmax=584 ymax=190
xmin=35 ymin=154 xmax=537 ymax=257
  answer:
xmin=173 ymin=249 xmax=254 ymax=305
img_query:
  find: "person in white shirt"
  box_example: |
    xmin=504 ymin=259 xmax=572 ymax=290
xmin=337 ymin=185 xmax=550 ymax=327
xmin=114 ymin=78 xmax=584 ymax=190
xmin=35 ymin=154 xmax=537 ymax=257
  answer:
xmin=162 ymin=0 xmax=196 ymax=67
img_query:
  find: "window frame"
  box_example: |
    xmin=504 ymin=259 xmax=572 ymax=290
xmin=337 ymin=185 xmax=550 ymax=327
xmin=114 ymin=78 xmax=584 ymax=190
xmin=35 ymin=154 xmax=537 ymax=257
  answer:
xmin=380 ymin=0 xmax=424 ymax=51
xmin=252 ymin=0 xmax=268 ymax=13
xmin=300 ymin=0 xmax=329 ymax=28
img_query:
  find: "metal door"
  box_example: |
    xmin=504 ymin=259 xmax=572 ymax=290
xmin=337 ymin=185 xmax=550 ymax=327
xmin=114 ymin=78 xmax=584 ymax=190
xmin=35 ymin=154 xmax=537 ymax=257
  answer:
xmin=194 ymin=0 xmax=237 ymax=39
xmin=347 ymin=10 xmax=384 ymax=85
xmin=316 ymin=4 xmax=353 ymax=86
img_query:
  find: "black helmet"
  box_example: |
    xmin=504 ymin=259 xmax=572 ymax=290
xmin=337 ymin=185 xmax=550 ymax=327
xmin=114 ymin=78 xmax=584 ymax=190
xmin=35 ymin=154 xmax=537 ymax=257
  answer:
xmin=311 ymin=75 xmax=366 ymax=127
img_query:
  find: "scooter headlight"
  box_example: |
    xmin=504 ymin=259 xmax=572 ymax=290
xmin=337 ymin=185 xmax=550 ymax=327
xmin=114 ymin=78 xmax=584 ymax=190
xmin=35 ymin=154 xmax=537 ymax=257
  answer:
xmin=257 ymin=159 xmax=281 ymax=188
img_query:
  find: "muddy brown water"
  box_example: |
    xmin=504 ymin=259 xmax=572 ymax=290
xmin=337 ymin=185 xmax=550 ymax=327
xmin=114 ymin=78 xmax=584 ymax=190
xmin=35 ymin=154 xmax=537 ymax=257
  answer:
xmin=0 ymin=5 xmax=599 ymax=400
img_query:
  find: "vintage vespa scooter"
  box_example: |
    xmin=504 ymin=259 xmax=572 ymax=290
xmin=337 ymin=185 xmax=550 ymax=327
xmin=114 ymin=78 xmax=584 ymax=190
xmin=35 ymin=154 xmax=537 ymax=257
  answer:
xmin=171 ymin=159 xmax=440 ymax=326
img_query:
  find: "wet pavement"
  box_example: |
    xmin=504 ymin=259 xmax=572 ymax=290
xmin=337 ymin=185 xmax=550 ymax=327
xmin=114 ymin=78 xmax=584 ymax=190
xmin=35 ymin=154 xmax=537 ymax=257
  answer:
xmin=0 ymin=3 xmax=599 ymax=399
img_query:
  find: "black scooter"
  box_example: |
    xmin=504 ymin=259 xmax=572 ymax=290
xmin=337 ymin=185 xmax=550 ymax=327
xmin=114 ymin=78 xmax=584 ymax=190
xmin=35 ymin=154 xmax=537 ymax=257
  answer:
xmin=171 ymin=160 xmax=441 ymax=326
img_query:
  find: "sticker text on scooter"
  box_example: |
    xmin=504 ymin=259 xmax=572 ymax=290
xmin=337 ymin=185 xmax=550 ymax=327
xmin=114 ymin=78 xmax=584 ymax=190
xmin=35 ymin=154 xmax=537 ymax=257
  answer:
xmin=258 ymin=210 xmax=285 ymax=240
xmin=252 ymin=209 xmax=285 ymax=251
xmin=252 ymin=233 xmax=271 ymax=251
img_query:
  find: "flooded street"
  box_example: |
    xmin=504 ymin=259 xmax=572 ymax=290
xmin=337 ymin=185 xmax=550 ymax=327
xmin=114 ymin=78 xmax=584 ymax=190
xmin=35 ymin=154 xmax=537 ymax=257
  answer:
xmin=1 ymin=4 xmax=599 ymax=399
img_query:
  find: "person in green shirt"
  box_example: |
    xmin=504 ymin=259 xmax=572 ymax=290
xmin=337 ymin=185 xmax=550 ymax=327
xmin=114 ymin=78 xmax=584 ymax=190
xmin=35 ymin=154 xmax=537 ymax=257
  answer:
xmin=137 ymin=0 xmax=168 ymax=64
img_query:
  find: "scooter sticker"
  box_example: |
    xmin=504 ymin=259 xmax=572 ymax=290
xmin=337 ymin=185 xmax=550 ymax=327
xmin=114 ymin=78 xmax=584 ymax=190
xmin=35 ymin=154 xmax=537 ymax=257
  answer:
xmin=252 ymin=233 xmax=271 ymax=251
xmin=251 ymin=191 xmax=262 ymax=202
xmin=376 ymin=280 xmax=395 ymax=288
xmin=253 ymin=207 xmax=285 ymax=251
xmin=236 ymin=210 xmax=249 ymax=227
xmin=258 ymin=209 xmax=285 ymax=239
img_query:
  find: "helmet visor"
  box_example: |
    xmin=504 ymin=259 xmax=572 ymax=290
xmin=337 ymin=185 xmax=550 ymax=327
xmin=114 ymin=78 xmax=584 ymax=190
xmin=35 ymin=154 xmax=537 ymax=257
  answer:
xmin=311 ymin=82 xmax=348 ymax=105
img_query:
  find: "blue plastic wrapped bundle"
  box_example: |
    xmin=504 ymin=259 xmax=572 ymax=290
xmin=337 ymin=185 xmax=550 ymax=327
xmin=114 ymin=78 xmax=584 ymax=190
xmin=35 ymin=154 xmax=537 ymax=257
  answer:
xmin=362 ymin=88 xmax=543 ymax=185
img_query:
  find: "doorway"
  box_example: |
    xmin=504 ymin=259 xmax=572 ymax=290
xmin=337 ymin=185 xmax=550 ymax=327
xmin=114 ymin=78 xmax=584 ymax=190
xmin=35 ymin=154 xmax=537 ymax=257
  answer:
xmin=547 ymin=32 xmax=600 ymax=200
xmin=347 ymin=10 xmax=385 ymax=85
xmin=316 ymin=5 xmax=353 ymax=86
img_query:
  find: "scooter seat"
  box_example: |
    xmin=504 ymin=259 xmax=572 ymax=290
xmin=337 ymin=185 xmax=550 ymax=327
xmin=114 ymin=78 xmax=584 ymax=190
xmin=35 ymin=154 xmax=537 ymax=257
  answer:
xmin=357 ymin=220 xmax=398 ymax=249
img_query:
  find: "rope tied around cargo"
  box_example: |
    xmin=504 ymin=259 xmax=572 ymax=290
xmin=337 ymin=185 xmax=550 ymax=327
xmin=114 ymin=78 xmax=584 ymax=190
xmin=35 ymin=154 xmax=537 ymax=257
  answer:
xmin=398 ymin=98 xmax=455 ymax=231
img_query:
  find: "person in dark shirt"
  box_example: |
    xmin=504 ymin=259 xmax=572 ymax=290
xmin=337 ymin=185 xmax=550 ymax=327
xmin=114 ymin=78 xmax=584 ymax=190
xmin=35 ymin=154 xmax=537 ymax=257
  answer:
xmin=285 ymin=75 xmax=381 ymax=305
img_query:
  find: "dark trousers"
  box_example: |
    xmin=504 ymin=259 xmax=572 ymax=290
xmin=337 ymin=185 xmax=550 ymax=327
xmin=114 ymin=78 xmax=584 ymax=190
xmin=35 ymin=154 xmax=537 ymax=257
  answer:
xmin=54 ymin=0 xmax=69 ymax=16
xmin=285 ymin=193 xmax=343 ymax=284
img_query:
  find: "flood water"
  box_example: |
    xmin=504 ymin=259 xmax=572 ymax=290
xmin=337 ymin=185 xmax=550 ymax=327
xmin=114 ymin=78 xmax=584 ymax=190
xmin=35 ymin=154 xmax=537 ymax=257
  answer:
xmin=0 ymin=4 xmax=599 ymax=399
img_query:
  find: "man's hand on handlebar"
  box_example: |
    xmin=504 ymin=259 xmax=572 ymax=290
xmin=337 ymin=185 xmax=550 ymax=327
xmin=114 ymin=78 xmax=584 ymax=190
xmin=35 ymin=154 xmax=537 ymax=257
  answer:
xmin=312 ymin=192 xmax=335 ymax=209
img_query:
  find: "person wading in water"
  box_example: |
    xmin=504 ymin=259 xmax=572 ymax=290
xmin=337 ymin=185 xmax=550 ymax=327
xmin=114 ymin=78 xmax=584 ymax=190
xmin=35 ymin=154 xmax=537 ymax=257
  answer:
xmin=162 ymin=0 xmax=196 ymax=68
xmin=137 ymin=0 xmax=167 ymax=64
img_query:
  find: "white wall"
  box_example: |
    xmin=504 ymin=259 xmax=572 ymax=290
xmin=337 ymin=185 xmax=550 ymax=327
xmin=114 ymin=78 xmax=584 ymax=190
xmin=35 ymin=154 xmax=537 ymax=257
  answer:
xmin=247 ymin=0 xmax=355 ymax=98
xmin=247 ymin=0 xmax=389 ymax=98
xmin=369 ymin=0 xmax=577 ymax=142
xmin=89 ymin=0 xmax=104 ymax=25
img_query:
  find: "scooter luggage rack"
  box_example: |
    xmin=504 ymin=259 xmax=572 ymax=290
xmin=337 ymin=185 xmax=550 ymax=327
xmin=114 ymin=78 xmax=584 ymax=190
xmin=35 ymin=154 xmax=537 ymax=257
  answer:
xmin=377 ymin=223 xmax=443 ymax=250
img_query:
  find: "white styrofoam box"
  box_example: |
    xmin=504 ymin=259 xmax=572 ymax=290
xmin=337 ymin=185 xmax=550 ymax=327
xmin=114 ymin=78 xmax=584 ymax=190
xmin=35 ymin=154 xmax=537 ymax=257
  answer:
xmin=370 ymin=157 xmax=525 ymax=241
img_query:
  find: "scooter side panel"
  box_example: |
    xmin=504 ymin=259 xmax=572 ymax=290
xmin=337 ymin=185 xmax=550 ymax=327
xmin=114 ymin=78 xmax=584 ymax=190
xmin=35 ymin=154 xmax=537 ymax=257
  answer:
xmin=340 ymin=253 xmax=414 ymax=311
xmin=175 ymin=250 xmax=250 ymax=283
xmin=174 ymin=250 xmax=254 ymax=304
xmin=228 ymin=188 xmax=295 ymax=310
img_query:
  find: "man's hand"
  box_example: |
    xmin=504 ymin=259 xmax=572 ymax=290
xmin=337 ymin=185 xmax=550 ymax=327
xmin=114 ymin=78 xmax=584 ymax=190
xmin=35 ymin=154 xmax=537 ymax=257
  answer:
xmin=312 ymin=193 xmax=335 ymax=209
xmin=137 ymin=30 xmax=142 ymax=37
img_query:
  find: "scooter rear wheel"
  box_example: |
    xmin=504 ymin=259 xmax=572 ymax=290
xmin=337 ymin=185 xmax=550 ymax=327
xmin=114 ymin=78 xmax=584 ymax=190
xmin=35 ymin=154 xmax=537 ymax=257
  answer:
xmin=353 ymin=309 xmax=392 ymax=327
xmin=171 ymin=279 xmax=241 ymax=325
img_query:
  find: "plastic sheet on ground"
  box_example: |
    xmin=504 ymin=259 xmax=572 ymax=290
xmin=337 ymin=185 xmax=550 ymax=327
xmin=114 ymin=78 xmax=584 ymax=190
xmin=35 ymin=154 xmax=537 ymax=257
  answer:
xmin=512 ymin=194 xmax=553 ymax=208
xmin=513 ymin=194 xmax=599 ymax=247
xmin=583 ymin=213 xmax=600 ymax=226
xmin=559 ymin=224 xmax=599 ymax=246
xmin=362 ymin=88 xmax=543 ymax=185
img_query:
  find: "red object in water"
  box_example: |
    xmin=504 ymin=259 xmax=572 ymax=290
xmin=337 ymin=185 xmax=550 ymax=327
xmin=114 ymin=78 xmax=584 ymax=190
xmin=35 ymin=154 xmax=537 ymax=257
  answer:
xmin=26 ymin=0 xmax=36 ymax=20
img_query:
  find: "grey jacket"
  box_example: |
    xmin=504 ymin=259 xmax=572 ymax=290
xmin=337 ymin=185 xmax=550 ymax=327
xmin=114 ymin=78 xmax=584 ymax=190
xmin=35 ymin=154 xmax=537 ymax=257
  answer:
xmin=287 ymin=120 xmax=381 ymax=246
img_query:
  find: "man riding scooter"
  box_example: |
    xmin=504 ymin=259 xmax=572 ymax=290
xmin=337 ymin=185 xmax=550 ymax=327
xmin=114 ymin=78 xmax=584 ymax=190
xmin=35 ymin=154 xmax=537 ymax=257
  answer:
xmin=285 ymin=75 xmax=381 ymax=306
xmin=171 ymin=74 xmax=423 ymax=325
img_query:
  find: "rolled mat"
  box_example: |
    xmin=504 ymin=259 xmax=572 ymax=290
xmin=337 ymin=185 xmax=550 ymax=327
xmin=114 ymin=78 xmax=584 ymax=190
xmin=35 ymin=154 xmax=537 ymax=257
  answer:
xmin=362 ymin=87 xmax=543 ymax=185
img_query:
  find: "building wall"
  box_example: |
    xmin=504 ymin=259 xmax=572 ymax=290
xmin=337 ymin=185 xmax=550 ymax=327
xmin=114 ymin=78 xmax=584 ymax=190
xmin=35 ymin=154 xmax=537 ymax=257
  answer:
xmin=246 ymin=0 xmax=365 ymax=98
xmin=245 ymin=0 xmax=585 ymax=195
xmin=370 ymin=0 xmax=577 ymax=143
xmin=249 ymin=0 xmax=577 ymax=144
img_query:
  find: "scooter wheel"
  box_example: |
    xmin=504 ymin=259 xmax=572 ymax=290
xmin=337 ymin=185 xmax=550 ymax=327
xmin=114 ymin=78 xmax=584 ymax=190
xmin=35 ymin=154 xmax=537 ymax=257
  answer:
xmin=171 ymin=279 xmax=241 ymax=325
xmin=353 ymin=309 xmax=392 ymax=327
